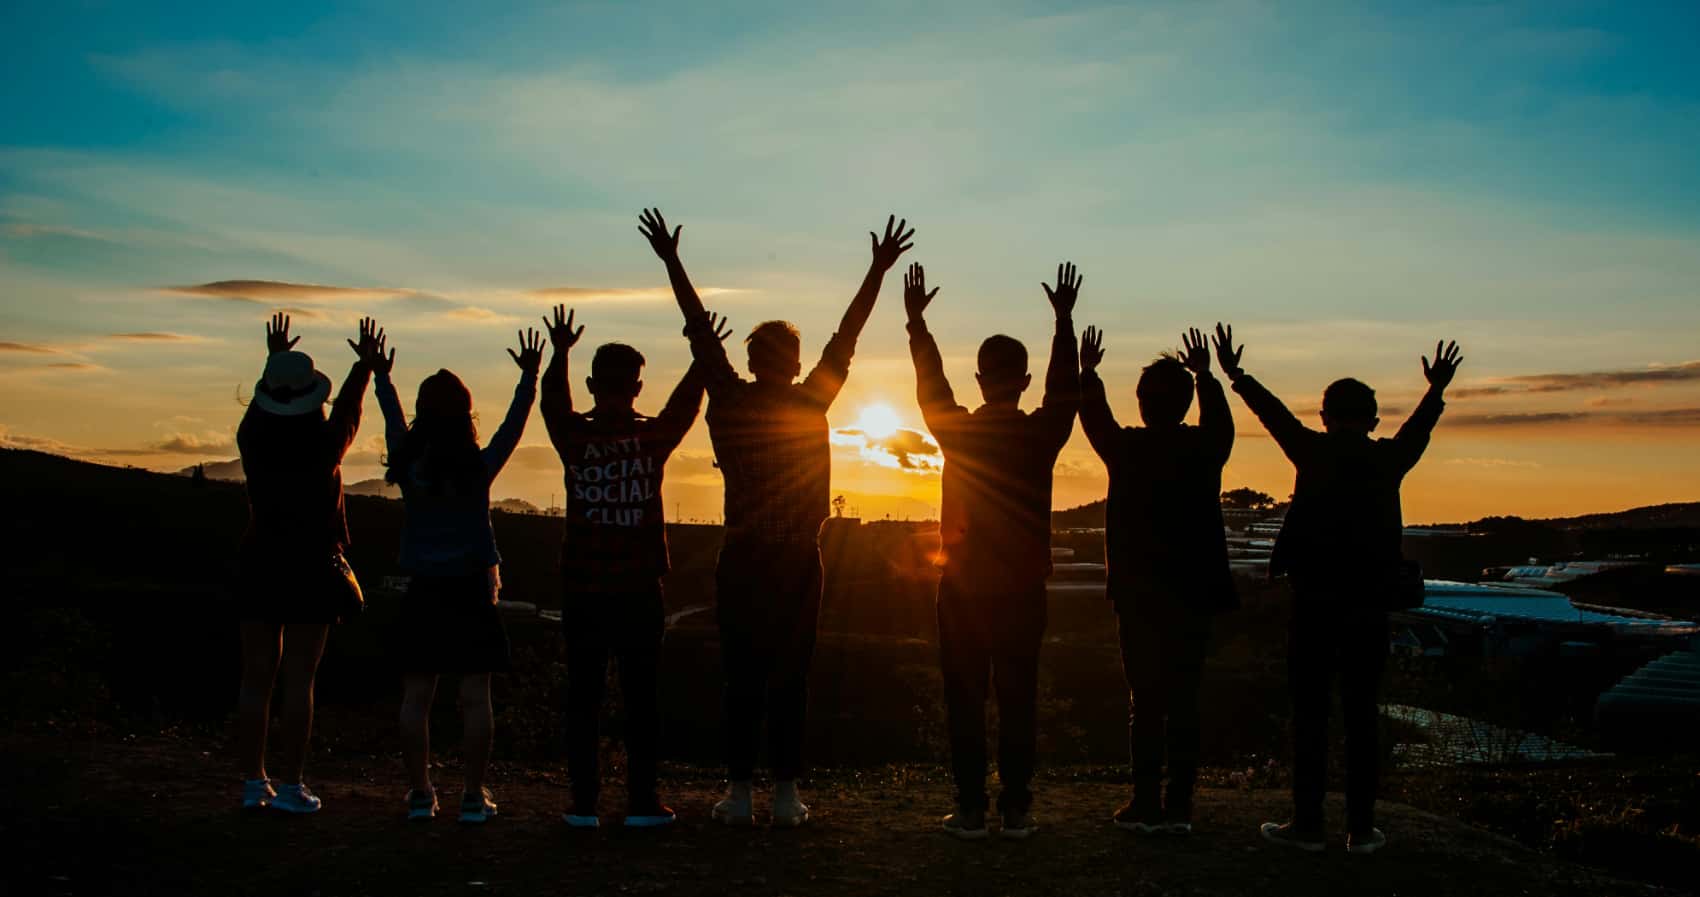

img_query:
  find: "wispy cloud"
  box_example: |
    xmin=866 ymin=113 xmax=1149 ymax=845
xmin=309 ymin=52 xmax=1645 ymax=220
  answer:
xmin=1447 ymin=407 xmax=1700 ymax=428
xmin=0 ymin=341 xmax=61 ymax=354
xmin=105 ymin=331 xmax=202 ymax=342
xmin=162 ymin=279 xmax=415 ymax=303
xmin=1454 ymin=361 xmax=1700 ymax=397
xmin=154 ymin=432 xmax=235 ymax=454
xmin=527 ymin=286 xmax=745 ymax=303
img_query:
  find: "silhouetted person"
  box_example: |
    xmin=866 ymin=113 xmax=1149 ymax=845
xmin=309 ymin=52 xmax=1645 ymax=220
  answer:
xmin=539 ymin=305 xmax=728 ymax=830
xmin=1224 ymin=329 xmax=1463 ymax=855
xmin=192 ymin=463 xmax=207 ymax=487
xmin=233 ymin=313 xmax=381 ymax=814
xmin=373 ymin=328 xmax=544 ymax=824
xmin=1079 ymin=325 xmax=1237 ymax=836
xmin=907 ymin=261 xmax=1081 ymax=840
xmin=639 ymin=207 xmax=913 ymax=827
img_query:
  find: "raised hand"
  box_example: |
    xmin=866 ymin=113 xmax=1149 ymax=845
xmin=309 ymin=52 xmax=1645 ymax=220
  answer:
xmin=870 ymin=215 xmax=916 ymax=271
xmin=347 ymin=316 xmax=394 ymax=375
xmin=707 ymin=310 xmax=734 ymax=342
xmin=638 ymin=207 xmax=682 ymax=261
xmin=542 ymin=304 xmax=584 ymax=351
xmin=508 ymin=327 xmax=546 ymax=375
xmin=1042 ymin=262 xmax=1083 ymax=317
xmin=1213 ymin=322 xmax=1244 ymax=380
xmin=1080 ymin=326 xmax=1106 ymax=374
xmin=903 ymin=262 xmax=939 ymax=321
xmin=1180 ymin=327 xmax=1210 ymax=376
xmin=266 ymin=312 xmax=300 ymax=354
xmin=1422 ymin=339 xmax=1463 ymax=390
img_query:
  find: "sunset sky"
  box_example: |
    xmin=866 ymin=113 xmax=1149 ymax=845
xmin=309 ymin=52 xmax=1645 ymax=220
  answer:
xmin=3 ymin=1 xmax=1698 ymax=524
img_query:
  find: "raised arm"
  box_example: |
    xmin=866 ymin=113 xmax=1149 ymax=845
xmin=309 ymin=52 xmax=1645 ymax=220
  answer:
xmin=640 ymin=207 xmax=739 ymax=394
xmin=539 ymin=304 xmax=586 ymax=456
xmin=800 ymin=214 xmax=916 ymax=406
xmin=903 ymin=263 xmax=967 ymax=435
xmin=1182 ymin=326 xmax=1233 ymax=464
xmin=1077 ymin=326 xmax=1121 ymax=463
xmin=1036 ymin=262 xmax=1082 ymax=445
xmin=1391 ymin=339 xmax=1461 ymax=472
xmin=483 ymin=328 xmax=543 ymax=479
xmin=1218 ymin=324 xmax=1312 ymax=463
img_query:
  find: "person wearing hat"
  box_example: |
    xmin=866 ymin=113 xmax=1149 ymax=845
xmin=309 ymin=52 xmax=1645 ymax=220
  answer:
xmin=373 ymin=327 xmax=544 ymax=824
xmin=234 ymin=312 xmax=386 ymax=814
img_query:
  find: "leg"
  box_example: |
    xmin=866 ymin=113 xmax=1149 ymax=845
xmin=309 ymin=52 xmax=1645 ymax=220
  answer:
xmin=400 ymin=674 xmax=439 ymax=793
xmin=991 ymin=591 xmax=1045 ymax=816
xmin=274 ymin=623 xmax=329 ymax=784
xmin=460 ymin=674 xmax=494 ymax=797
xmin=1164 ymin=612 xmax=1212 ymax=822
xmin=1340 ymin=611 xmax=1389 ymax=835
xmin=1287 ymin=604 xmax=1333 ymax=834
xmin=562 ymin=601 xmax=612 ymax=812
xmin=717 ymin=550 xmax=771 ymax=783
xmin=937 ymin=578 xmax=992 ymax=814
xmin=236 ymin=621 xmax=284 ymax=781
xmin=1118 ymin=610 xmax=1166 ymax=819
xmin=613 ymin=585 xmax=666 ymax=809
xmin=767 ymin=550 xmax=822 ymax=783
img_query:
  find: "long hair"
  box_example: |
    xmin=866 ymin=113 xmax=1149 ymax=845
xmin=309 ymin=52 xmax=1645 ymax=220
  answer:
xmin=384 ymin=369 xmax=483 ymax=494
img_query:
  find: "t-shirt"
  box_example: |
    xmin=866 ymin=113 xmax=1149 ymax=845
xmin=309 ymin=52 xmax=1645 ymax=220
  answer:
xmin=540 ymin=359 xmax=704 ymax=589
xmin=237 ymin=362 xmax=369 ymax=561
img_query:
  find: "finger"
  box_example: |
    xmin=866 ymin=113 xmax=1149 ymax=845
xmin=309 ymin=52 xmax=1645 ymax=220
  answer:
xmin=1042 ymin=283 xmax=1054 ymax=299
xmin=574 ymin=325 xmax=584 ymax=341
xmin=387 ymin=348 xmax=396 ymax=364
xmin=507 ymin=349 xmax=520 ymax=364
xmin=885 ymin=214 xmax=896 ymax=240
xmin=348 ymin=339 xmax=358 ymax=352
xmin=672 ymin=225 xmax=681 ymax=243
xmin=288 ymin=336 xmax=300 ymax=348
xmin=927 ymin=287 xmax=939 ymax=299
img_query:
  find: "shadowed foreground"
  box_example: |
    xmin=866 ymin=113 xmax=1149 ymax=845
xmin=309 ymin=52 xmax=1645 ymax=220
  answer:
xmin=4 ymin=733 xmax=1678 ymax=897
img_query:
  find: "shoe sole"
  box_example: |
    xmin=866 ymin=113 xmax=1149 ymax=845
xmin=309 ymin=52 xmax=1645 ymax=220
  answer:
xmin=408 ymin=809 xmax=437 ymax=821
xmin=563 ymin=814 xmax=601 ymax=828
xmin=771 ymin=814 xmax=808 ymax=829
xmin=1347 ymin=842 xmax=1386 ymax=855
xmin=1260 ymin=825 xmax=1324 ymax=853
xmin=1113 ymin=821 xmax=1164 ymax=835
xmin=624 ymin=815 xmax=677 ymax=828
xmin=713 ymin=811 xmax=756 ymax=826
xmin=1001 ymin=827 xmax=1035 ymax=840
xmin=458 ymin=809 xmax=498 ymax=824
xmin=270 ymin=802 xmax=320 ymax=815
xmin=1165 ymin=824 xmax=1194 ymax=836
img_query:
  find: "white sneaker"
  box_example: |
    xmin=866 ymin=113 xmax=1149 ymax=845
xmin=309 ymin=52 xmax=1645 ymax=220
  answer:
xmin=772 ymin=781 xmax=809 ymax=828
xmin=270 ymin=782 xmax=322 ymax=814
xmin=712 ymin=782 xmax=754 ymax=826
xmin=1347 ymin=828 xmax=1388 ymax=855
xmin=241 ymin=778 xmax=275 ymax=810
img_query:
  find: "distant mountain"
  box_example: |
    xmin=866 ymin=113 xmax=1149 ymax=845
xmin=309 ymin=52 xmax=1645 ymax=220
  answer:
xmin=345 ymin=477 xmax=399 ymax=498
xmin=492 ymin=497 xmax=541 ymax=515
xmin=1539 ymin=502 xmax=1700 ymax=531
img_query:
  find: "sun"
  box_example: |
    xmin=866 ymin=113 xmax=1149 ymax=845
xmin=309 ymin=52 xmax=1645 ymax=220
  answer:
xmin=856 ymin=402 xmax=901 ymax=440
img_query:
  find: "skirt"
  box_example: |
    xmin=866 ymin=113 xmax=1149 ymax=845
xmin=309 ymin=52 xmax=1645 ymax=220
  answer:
xmin=234 ymin=556 xmax=346 ymax=625
xmin=395 ymin=568 xmax=511 ymax=674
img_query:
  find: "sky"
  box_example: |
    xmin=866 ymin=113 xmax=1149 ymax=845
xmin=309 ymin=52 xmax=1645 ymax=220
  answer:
xmin=3 ymin=0 xmax=1699 ymax=524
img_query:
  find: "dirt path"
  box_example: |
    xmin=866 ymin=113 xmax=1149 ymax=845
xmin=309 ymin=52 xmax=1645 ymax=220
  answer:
xmin=4 ymin=733 xmax=1677 ymax=897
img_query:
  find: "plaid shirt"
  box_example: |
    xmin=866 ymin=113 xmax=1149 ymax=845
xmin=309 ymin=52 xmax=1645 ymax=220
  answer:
xmin=687 ymin=317 xmax=855 ymax=547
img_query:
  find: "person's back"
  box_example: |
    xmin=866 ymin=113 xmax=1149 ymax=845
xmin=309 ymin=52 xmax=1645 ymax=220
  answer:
xmin=704 ymin=374 xmax=837 ymax=547
xmin=906 ymin=260 xmax=1080 ymax=840
xmin=1227 ymin=335 xmax=1463 ymax=855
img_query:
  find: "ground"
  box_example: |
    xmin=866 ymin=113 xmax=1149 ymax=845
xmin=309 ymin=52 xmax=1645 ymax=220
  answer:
xmin=4 ymin=732 xmax=1682 ymax=897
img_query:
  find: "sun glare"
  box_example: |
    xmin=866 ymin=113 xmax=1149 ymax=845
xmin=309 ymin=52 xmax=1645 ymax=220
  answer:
xmin=857 ymin=403 xmax=901 ymax=440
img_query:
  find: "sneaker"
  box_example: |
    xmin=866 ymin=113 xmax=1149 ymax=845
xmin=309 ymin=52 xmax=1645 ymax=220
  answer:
xmin=771 ymin=783 xmax=809 ymax=829
xmin=241 ymin=778 xmax=275 ymax=810
xmin=458 ymin=787 xmax=498 ymax=824
xmin=1112 ymin=801 xmax=1163 ymax=835
xmin=270 ymin=782 xmax=322 ymax=814
xmin=562 ymin=812 xmax=601 ymax=828
xmin=712 ymin=783 xmax=754 ymax=827
xmin=407 ymin=788 xmax=439 ymax=821
xmin=1347 ymin=828 xmax=1388 ymax=855
xmin=1164 ymin=821 xmax=1194 ymax=836
xmin=942 ymin=810 xmax=990 ymax=840
xmin=1260 ymin=821 xmax=1325 ymax=853
xmin=1001 ymin=810 xmax=1037 ymax=840
xmin=624 ymin=801 xmax=678 ymax=828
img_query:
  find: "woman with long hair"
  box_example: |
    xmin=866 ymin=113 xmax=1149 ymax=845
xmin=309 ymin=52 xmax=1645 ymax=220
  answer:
xmin=234 ymin=313 xmax=385 ymax=813
xmin=370 ymin=328 xmax=545 ymax=824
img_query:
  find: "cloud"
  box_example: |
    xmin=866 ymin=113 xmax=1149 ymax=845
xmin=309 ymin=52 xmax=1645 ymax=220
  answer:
xmin=43 ymin=362 xmax=104 ymax=371
xmin=1446 ymin=407 xmax=1700 ymax=428
xmin=0 ymin=341 xmax=61 ymax=354
xmin=0 ymin=426 xmax=151 ymax=458
xmin=1444 ymin=457 xmax=1544 ymax=469
xmin=440 ymin=306 xmax=521 ymax=324
xmin=833 ymin=426 xmax=942 ymax=472
xmin=527 ymin=286 xmax=745 ymax=303
xmin=153 ymin=432 xmax=236 ymax=454
xmin=106 ymin=331 xmax=201 ymax=342
xmin=1456 ymin=360 xmax=1700 ymax=397
xmin=161 ymin=280 xmax=414 ymax=303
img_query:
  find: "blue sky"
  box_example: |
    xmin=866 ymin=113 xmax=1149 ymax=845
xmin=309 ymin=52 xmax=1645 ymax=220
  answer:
xmin=3 ymin=1 xmax=1699 ymax=520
